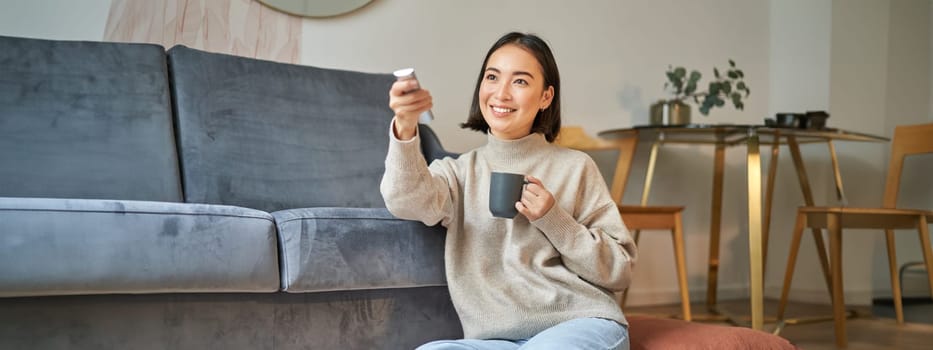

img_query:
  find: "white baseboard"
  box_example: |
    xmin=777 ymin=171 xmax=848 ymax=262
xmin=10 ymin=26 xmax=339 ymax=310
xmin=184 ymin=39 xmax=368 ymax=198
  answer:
xmin=766 ymin=287 xmax=875 ymax=305
xmin=624 ymin=285 xmax=875 ymax=306
xmin=624 ymin=284 xmax=749 ymax=306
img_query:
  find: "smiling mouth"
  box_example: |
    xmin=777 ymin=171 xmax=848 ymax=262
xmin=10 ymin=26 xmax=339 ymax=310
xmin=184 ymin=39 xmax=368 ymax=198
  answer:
xmin=491 ymin=106 xmax=516 ymax=113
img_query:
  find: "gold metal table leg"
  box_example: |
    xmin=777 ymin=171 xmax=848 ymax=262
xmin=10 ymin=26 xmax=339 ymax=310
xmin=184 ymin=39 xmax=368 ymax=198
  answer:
xmin=641 ymin=139 xmax=661 ymax=207
xmin=746 ymin=133 xmax=764 ymax=331
xmin=698 ymin=136 xmax=767 ymax=330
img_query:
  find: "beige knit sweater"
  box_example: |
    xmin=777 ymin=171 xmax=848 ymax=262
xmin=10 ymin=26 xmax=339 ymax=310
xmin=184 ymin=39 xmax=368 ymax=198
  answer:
xmin=381 ymin=123 xmax=637 ymax=340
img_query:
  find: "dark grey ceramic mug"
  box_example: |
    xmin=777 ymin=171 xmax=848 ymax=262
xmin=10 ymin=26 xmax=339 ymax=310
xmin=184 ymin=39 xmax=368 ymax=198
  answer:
xmin=489 ymin=172 xmax=527 ymax=218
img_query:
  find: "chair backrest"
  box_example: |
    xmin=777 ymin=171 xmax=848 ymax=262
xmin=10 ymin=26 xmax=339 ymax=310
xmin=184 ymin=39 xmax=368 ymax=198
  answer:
xmin=554 ymin=126 xmax=638 ymax=204
xmin=883 ymin=123 xmax=933 ymax=208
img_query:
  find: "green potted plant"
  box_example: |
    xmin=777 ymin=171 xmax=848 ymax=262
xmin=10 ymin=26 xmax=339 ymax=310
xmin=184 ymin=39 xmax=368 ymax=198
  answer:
xmin=650 ymin=59 xmax=751 ymax=125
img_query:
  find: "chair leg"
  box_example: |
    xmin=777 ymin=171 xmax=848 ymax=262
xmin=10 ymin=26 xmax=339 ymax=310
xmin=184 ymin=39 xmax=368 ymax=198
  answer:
xmin=762 ymin=139 xmax=781 ymax=277
xmin=706 ymin=143 xmax=725 ymax=311
xmin=620 ymin=230 xmax=642 ymax=308
xmin=778 ymin=211 xmax=806 ymax=320
xmin=810 ymin=226 xmax=834 ymax=298
xmin=917 ymin=216 xmax=933 ymax=300
xmin=828 ymin=213 xmax=847 ymax=349
xmin=672 ymin=213 xmax=691 ymax=321
xmin=884 ymin=229 xmax=904 ymax=324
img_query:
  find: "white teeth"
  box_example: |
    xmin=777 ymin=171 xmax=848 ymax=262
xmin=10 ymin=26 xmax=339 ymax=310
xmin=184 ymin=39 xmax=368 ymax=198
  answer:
xmin=492 ymin=106 xmax=514 ymax=113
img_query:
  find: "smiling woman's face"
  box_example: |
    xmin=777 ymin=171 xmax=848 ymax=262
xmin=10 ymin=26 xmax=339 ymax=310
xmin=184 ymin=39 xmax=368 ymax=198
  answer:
xmin=479 ymin=44 xmax=554 ymax=140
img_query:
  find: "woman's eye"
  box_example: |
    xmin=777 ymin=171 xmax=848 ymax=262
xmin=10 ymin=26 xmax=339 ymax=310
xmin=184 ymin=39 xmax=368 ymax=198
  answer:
xmin=485 ymin=74 xmax=497 ymax=81
xmin=514 ymin=79 xmax=528 ymax=86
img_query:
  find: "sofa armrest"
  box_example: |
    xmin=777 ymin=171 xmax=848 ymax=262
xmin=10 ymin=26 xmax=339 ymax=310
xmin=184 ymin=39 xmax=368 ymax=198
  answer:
xmin=419 ymin=124 xmax=459 ymax=161
xmin=272 ymin=207 xmax=446 ymax=293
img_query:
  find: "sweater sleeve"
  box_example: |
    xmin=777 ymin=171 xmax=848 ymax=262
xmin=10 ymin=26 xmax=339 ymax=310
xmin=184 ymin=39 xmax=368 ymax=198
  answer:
xmin=380 ymin=118 xmax=457 ymax=227
xmin=530 ymin=158 xmax=637 ymax=292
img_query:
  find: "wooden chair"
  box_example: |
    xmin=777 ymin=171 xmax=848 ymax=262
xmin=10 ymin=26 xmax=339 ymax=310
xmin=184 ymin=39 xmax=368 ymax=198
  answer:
xmin=555 ymin=126 xmax=691 ymax=321
xmin=776 ymin=123 xmax=933 ymax=348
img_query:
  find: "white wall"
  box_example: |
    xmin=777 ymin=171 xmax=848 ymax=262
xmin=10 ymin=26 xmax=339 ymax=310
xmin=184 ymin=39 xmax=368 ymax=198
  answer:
xmin=770 ymin=0 xmax=832 ymax=114
xmin=300 ymin=0 xmax=770 ymax=153
xmin=878 ymin=0 xmax=933 ymax=299
xmin=765 ymin=0 xmax=834 ymax=302
xmin=0 ymin=0 xmax=112 ymax=40
xmin=883 ymin=0 xmax=930 ymax=135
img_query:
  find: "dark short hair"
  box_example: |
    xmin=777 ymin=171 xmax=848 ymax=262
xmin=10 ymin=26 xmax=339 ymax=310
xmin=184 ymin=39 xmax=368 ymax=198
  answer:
xmin=460 ymin=32 xmax=562 ymax=142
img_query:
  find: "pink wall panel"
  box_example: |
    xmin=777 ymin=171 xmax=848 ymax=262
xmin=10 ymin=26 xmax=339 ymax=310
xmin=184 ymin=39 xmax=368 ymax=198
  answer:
xmin=105 ymin=0 xmax=300 ymax=63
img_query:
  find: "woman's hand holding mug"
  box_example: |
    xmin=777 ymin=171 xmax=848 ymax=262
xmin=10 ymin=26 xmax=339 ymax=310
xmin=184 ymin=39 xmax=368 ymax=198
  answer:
xmin=516 ymin=176 xmax=554 ymax=221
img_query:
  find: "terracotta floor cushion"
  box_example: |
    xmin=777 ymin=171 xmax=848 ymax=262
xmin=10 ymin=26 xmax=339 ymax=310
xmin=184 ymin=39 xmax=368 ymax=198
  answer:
xmin=628 ymin=315 xmax=799 ymax=350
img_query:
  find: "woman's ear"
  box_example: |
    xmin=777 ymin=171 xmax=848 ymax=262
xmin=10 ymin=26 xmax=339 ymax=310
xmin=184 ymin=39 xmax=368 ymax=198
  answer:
xmin=540 ymin=86 xmax=554 ymax=110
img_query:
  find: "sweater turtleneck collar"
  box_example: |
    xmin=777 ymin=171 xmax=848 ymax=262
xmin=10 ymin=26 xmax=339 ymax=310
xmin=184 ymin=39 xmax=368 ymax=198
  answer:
xmin=483 ymin=132 xmax=552 ymax=166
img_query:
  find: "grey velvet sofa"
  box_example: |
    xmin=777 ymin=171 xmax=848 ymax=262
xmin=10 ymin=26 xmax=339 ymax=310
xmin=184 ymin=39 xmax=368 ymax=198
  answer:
xmin=0 ymin=35 xmax=461 ymax=349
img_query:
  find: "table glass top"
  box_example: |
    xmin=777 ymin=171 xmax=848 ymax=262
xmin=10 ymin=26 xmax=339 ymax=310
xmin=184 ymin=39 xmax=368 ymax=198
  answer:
xmin=597 ymin=124 xmax=889 ymax=145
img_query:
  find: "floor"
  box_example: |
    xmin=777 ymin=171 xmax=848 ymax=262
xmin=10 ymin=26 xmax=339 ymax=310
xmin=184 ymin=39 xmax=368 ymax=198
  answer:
xmin=626 ymin=298 xmax=933 ymax=350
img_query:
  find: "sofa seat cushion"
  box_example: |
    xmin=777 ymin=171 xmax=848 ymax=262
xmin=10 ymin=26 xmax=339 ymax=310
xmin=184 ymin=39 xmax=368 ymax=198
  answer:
xmin=628 ymin=315 xmax=799 ymax=350
xmin=0 ymin=197 xmax=279 ymax=297
xmin=272 ymin=207 xmax=446 ymax=292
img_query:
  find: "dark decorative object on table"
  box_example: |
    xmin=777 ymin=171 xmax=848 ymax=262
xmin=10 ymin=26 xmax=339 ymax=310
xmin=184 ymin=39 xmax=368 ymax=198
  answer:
xmin=774 ymin=113 xmax=802 ymax=128
xmin=769 ymin=111 xmax=829 ymax=129
xmin=796 ymin=114 xmax=811 ymax=129
xmin=805 ymin=110 xmax=830 ymax=129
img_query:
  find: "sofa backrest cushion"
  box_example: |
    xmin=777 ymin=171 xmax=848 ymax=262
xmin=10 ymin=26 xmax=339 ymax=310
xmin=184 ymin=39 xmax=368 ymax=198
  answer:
xmin=0 ymin=36 xmax=182 ymax=202
xmin=168 ymin=45 xmax=414 ymax=212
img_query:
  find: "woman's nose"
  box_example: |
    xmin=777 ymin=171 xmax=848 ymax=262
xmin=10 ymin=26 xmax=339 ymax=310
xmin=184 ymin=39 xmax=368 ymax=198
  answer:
xmin=494 ymin=84 xmax=511 ymax=100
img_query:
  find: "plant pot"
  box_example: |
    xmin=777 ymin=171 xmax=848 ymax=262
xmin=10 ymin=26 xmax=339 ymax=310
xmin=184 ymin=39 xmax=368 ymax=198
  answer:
xmin=650 ymin=100 xmax=691 ymax=126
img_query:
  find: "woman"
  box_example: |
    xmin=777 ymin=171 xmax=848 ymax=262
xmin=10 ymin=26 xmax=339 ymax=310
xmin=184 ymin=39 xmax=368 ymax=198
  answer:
xmin=381 ymin=32 xmax=636 ymax=350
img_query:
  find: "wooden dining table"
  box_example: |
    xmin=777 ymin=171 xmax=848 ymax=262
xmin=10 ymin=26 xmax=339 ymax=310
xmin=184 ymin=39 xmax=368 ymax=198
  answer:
xmin=598 ymin=124 xmax=888 ymax=331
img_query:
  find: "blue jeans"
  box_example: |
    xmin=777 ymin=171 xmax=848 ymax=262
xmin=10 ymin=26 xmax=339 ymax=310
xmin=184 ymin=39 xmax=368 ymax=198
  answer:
xmin=416 ymin=317 xmax=629 ymax=350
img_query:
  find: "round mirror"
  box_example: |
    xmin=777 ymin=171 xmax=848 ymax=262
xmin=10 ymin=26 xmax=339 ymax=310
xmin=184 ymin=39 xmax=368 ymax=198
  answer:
xmin=258 ymin=0 xmax=375 ymax=18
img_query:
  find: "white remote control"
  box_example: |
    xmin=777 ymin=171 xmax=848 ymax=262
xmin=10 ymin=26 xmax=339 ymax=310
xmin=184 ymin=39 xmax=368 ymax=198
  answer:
xmin=393 ymin=68 xmax=435 ymax=124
